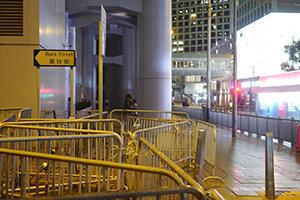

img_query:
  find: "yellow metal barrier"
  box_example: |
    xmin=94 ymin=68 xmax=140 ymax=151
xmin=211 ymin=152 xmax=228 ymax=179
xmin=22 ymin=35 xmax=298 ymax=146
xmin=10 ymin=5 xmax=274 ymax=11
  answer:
xmin=0 ymin=148 xmax=184 ymax=199
xmin=0 ymin=107 xmax=31 ymax=122
xmin=138 ymin=137 xmax=206 ymax=198
xmin=196 ymin=120 xmax=223 ymax=184
xmin=7 ymin=118 xmax=123 ymax=137
xmin=110 ymin=109 xmax=189 ymax=122
xmin=25 ymin=186 xmax=206 ymax=200
xmin=128 ymin=121 xmax=194 ymax=167
xmin=0 ymin=133 xmax=122 ymax=162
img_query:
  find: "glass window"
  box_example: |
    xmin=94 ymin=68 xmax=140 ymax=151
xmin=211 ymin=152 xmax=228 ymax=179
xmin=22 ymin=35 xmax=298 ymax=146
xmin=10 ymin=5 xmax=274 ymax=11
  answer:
xmin=191 ymin=8 xmax=196 ymax=13
xmin=212 ymin=19 xmax=216 ymax=23
xmin=190 ymin=14 xmax=197 ymax=19
xmin=224 ymin=31 xmax=229 ymax=36
xmin=204 ymin=46 xmax=207 ymax=51
xmin=212 ymin=12 xmax=217 ymax=17
xmin=191 ymin=40 xmax=196 ymax=45
xmin=172 ymin=10 xmax=177 ymax=14
xmin=184 ymin=41 xmax=189 ymax=45
xmin=197 ymin=46 xmax=202 ymax=51
xmin=225 ymin=17 xmax=229 ymax=22
xmin=224 ymin=24 xmax=229 ymax=29
xmin=179 ymin=28 xmax=183 ymax=33
xmin=204 ymin=26 xmax=207 ymax=31
xmin=179 ymin=16 xmax=183 ymax=20
xmin=191 ymin=27 xmax=196 ymax=32
xmin=172 ymin=16 xmax=177 ymax=21
xmin=184 ymin=15 xmax=189 ymax=20
xmin=172 ymin=29 xmax=177 ymax=34
xmin=197 ymin=40 xmax=202 ymax=44
xmin=191 ymin=47 xmax=196 ymax=52
xmin=191 ymin=21 xmax=196 ymax=26
xmin=191 ymin=34 xmax=196 ymax=38
xmin=184 ymin=47 xmax=189 ymax=52
xmin=184 ymin=2 xmax=189 ymax=6
xmin=191 ymin=1 xmax=196 ymax=6
xmin=179 ymin=35 xmax=183 ymax=39
xmin=198 ymin=7 xmax=202 ymax=12
xmin=217 ymin=31 xmax=223 ymax=36
xmin=179 ymin=3 xmax=183 ymax=7
xmin=204 ymin=33 xmax=207 ymax=38
xmin=185 ymin=21 xmax=189 ymax=26
xmin=179 ymin=22 xmax=183 ymax=26
xmin=197 ymin=20 xmax=203 ymax=25
xmin=198 ymin=14 xmax=202 ymax=18
xmin=217 ymin=25 xmax=223 ymax=29
xmin=184 ymin=28 xmax=189 ymax=32
xmin=197 ymin=33 xmax=202 ymax=38
xmin=172 ymin=35 xmax=177 ymax=40
xmin=172 ymin=4 xmax=177 ymax=8
xmin=224 ymin=4 xmax=230 ymax=9
xmin=204 ymin=40 xmax=207 ymax=44
xmin=217 ymin=12 xmax=223 ymax=16
xmin=217 ymin=18 xmax=223 ymax=23
xmin=179 ymin=9 xmax=183 ymax=14
xmin=185 ymin=8 xmax=189 ymax=13
xmin=197 ymin=27 xmax=202 ymax=31
xmin=211 ymin=32 xmax=216 ymax=37
xmin=185 ymin=34 xmax=189 ymax=39
xmin=225 ymin=11 xmax=229 ymax=15
xmin=172 ymin=22 xmax=177 ymax=27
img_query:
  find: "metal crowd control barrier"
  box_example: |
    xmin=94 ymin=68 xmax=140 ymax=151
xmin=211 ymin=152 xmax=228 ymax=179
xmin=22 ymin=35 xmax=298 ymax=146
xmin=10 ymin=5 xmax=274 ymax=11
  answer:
xmin=128 ymin=121 xmax=195 ymax=167
xmin=196 ymin=120 xmax=223 ymax=184
xmin=0 ymin=148 xmax=186 ymax=199
xmin=80 ymin=111 xmax=109 ymax=119
xmin=0 ymin=107 xmax=31 ymax=122
xmin=110 ymin=109 xmax=189 ymax=122
xmin=138 ymin=137 xmax=207 ymax=199
xmin=26 ymin=186 xmax=206 ymax=200
xmin=0 ymin=133 xmax=122 ymax=162
xmin=8 ymin=118 xmax=123 ymax=137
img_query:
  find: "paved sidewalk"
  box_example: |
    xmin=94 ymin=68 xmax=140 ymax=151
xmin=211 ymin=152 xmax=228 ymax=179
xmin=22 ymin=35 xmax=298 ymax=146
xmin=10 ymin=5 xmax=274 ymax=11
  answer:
xmin=202 ymin=126 xmax=300 ymax=199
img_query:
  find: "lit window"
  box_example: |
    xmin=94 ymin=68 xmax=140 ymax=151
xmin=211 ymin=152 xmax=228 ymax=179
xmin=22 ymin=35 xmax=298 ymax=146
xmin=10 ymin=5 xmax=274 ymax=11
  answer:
xmin=178 ymin=47 xmax=184 ymax=52
xmin=179 ymin=9 xmax=183 ymax=14
xmin=190 ymin=14 xmax=197 ymax=19
xmin=185 ymin=9 xmax=189 ymax=13
xmin=172 ymin=48 xmax=177 ymax=52
xmin=212 ymin=13 xmax=216 ymax=17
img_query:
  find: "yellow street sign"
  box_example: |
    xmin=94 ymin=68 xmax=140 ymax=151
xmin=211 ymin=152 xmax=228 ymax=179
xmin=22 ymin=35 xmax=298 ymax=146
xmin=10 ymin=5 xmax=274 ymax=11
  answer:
xmin=34 ymin=50 xmax=76 ymax=66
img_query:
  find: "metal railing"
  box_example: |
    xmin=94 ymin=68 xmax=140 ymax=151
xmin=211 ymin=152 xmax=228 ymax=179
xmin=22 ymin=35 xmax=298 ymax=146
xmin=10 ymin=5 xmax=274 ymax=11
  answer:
xmin=173 ymin=106 xmax=300 ymax=146
xmin=24 ymin=186 xmax=206 ymax=200
xmin=196 ymin=120 xmax=223 ymax=184
xmin=8 ymin=118 xmax=123 ymax=137
xmin=129 ymin=121 xmax=194 ymax=167
xmin=110 ymin=109 xmax=189 ymax=122
xmin=138 ymin=137 xmax=206 ymax=199
xmin=0 ymin=148 xmax=185 ymax=199
xmin=0 ymin=107 xmax=31 ymax=122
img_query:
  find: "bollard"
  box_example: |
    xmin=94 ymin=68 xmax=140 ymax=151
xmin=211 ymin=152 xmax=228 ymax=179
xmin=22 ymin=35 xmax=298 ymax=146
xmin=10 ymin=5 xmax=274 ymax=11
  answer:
xmin=295 ymin=125 xmax=300 ymax=152
xmin=265 ymin=133 xmax=275 ymax=199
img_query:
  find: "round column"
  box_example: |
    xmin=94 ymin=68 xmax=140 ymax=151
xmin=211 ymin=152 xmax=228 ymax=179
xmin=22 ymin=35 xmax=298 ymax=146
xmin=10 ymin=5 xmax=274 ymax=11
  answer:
xmin=122 ymin=27 xmax=134 ymax=101
xmin=138 ymin=0 xmax=172 ymax=111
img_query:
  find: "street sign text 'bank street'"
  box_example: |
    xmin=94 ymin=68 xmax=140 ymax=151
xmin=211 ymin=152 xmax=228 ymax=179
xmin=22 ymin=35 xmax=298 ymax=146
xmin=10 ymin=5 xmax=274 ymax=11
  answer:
xmin=34 ymin=50 xmax=76 ymax=67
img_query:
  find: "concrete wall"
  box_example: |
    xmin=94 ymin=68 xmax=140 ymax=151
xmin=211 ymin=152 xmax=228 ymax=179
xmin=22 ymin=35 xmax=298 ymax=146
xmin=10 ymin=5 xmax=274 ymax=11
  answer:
xmin=0 ymin=0 xmax=40 ymax=117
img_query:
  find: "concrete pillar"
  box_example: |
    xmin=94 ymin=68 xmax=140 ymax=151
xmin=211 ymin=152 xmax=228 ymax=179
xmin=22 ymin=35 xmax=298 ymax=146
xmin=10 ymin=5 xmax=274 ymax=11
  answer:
xmin=122 ymin=27 xmax=134 ymax=101
xmin=138 ymin=0 xmax=172 ymax=111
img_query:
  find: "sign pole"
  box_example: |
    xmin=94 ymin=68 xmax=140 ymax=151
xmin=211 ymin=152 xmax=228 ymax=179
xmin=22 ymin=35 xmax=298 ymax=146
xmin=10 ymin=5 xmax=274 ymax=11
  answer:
xmin=37 ymin=66 xmax=40 ymax=118
xmin=70 ymin=66 xmax=74 ymax=118
xmin=99 ymin=22 xmax=103 ymax=119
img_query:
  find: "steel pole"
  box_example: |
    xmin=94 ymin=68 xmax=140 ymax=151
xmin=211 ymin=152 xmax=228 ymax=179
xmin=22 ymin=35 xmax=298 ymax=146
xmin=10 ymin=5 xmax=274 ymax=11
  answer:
xmin=232 ymin=0 xmax=237 ymax=137
xmin=206 ymin=0 xmax=211 ymax=123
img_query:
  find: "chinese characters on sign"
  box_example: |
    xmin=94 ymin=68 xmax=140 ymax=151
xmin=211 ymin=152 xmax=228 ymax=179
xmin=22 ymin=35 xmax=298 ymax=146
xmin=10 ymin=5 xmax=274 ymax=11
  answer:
xmin=34 ymin=50 xmax=76 ymax=67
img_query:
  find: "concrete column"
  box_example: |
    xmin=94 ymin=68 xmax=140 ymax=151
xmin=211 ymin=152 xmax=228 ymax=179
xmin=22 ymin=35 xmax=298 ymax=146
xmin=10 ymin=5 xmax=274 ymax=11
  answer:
xmin=138 ymin=0 xmax=172 ymax=111
xmin=122 ymin=27 xmax=134 ymax=101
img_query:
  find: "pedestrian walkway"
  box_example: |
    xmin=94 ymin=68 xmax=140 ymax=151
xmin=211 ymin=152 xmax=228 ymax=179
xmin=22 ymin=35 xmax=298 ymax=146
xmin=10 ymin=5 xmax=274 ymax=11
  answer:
xmin=203 ymin=125 xmax=300 ymax=199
